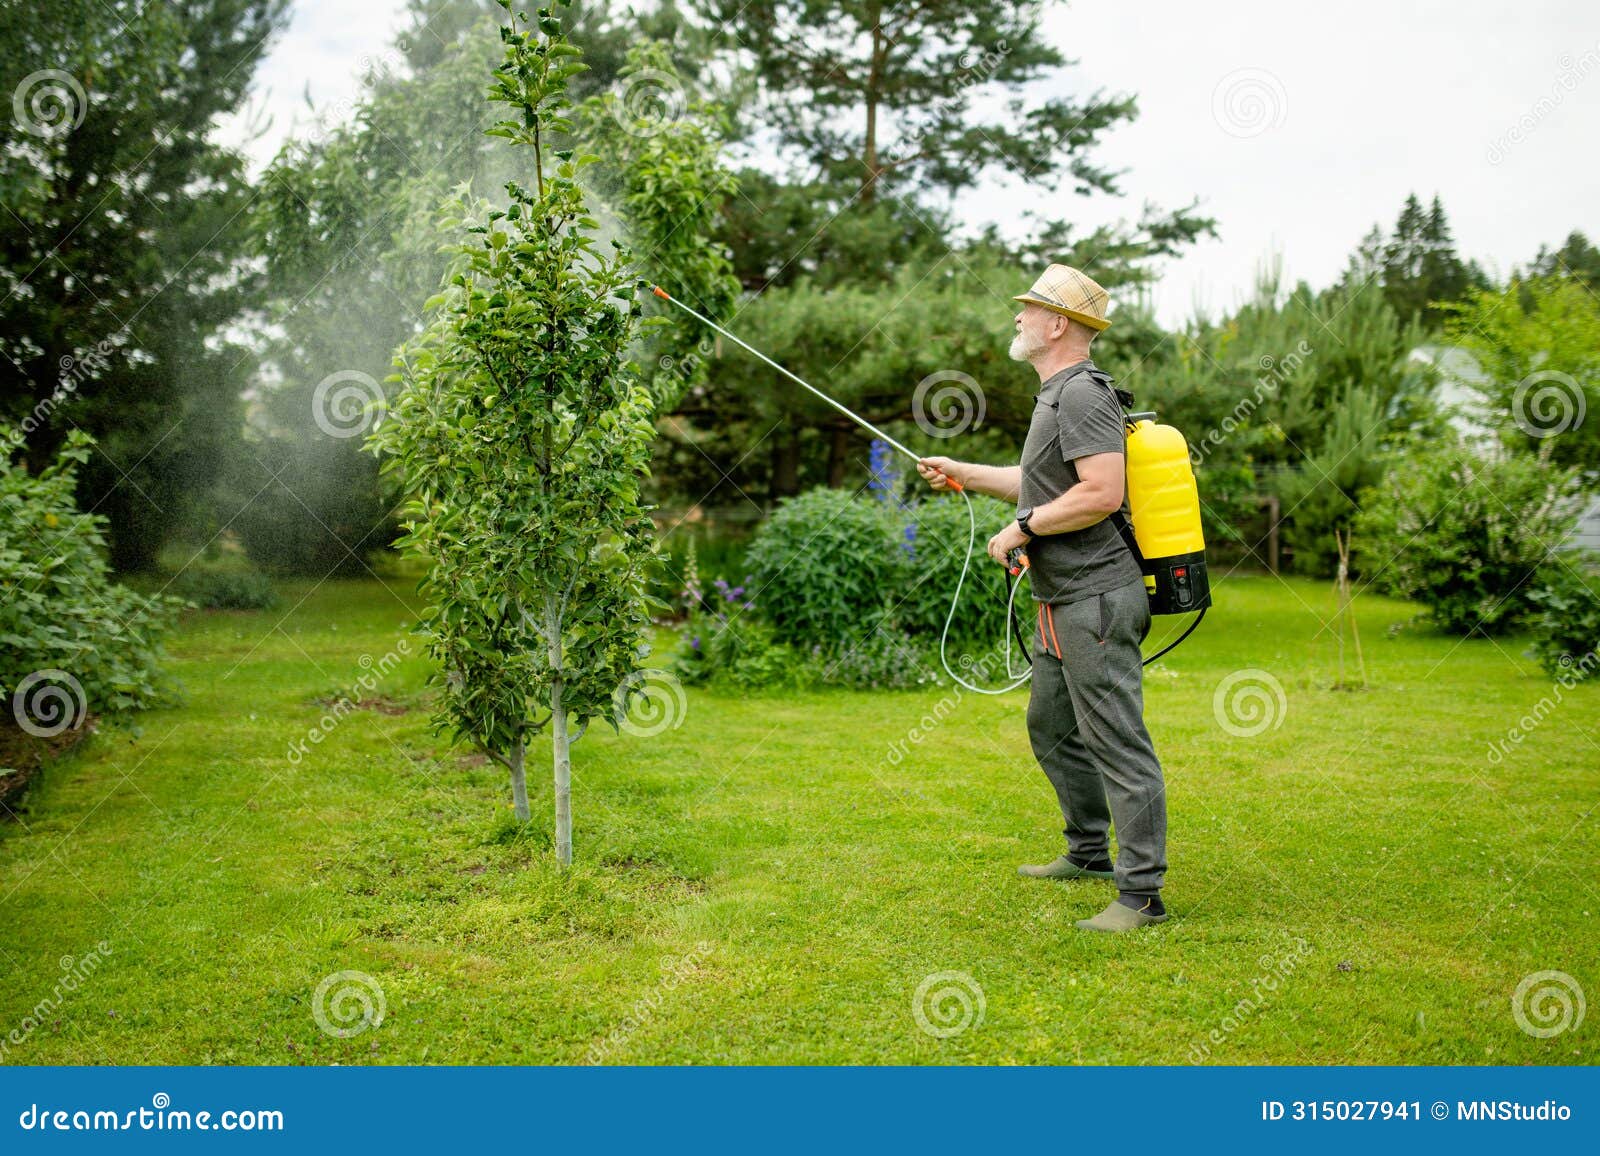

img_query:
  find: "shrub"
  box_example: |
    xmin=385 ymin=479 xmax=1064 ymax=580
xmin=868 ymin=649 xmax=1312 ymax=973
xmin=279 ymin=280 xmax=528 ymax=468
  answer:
xmin=893 ymin=490 xmax=1019 ymax=642
xmin=171 ymin=565 xmax=278 ymax=611
xmin=745 ymin=484 xmax=1022 ymax=650
xmin=1 ymin=432 xmax=185 ymax=728
xmin=745 ymin=487 xmax=911 ymax=647
xmin=1355 ymin=443 xmax=1585 ymax=635
xmin=1528 ymin=552 xmax=1600 ymax=681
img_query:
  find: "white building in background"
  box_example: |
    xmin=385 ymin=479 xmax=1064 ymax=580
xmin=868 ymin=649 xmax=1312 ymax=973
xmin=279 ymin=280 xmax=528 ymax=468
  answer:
xmin=1409 ymin=345 xmax=1600 ymax=552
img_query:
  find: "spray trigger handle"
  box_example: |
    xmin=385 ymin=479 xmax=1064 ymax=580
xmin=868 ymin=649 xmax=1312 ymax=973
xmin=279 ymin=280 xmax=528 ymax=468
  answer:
xmin=1006 ymin=548 xmax=1029 ymax=577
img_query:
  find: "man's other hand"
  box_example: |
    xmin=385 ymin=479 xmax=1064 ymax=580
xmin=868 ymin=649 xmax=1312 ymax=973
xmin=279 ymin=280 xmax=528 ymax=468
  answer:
xmin=987 ymin=520 xmax=1029 ymax=566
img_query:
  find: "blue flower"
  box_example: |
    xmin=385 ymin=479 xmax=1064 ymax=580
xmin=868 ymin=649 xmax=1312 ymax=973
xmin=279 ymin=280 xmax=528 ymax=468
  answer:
xmin=867 ymin=437 xmax=901 ymax=502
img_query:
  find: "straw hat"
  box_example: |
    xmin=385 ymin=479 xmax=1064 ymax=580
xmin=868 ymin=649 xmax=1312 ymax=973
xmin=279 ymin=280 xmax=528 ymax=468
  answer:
xmin=1013 ymin=264 xmax=1112 ymax=330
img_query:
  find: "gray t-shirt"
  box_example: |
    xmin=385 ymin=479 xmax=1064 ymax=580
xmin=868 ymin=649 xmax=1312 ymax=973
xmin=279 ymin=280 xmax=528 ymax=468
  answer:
xmin=1018 ymin=359 xmax=1142 ymax=605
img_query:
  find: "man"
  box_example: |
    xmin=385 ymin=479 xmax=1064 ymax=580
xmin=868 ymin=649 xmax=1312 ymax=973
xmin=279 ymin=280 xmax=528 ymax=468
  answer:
xmin=917 ymin=264 xmax=1168 ymax=932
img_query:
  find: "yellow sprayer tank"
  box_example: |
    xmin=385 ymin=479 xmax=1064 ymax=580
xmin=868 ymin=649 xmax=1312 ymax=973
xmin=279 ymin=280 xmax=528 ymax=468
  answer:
xmin=1125 ymin=416 xmax=1211 ymax=615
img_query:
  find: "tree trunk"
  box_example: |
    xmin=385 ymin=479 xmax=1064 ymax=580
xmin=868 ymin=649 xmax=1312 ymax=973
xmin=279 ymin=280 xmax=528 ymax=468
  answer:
xmin=546 ymin=592 xmax=572 ymax=867
xmin=551 ymin=675 xmax=572 ymax=867
xmin=827 ymin=420 xmax=853 ymax=488
xmin=771 ymin=426 xmax=801 ymax=498
xmin=509 ymin=738 xmax=529 ymax=822
xmin=861 ymin=12 xmax=884 ymax=205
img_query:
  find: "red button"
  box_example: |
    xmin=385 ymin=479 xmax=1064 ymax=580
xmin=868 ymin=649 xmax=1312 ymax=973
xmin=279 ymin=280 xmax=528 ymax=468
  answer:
xmin=1175 ymin=567 xmax=1187 ymax=577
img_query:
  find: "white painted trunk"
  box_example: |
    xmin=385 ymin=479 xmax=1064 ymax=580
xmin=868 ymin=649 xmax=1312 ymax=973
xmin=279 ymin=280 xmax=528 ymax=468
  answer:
xmin=546 ymin=593 xmax=572 ymax=867
xmin=552 ymin=677 xmax=571 ymax=867
xmin=509 ymin=738 xmax=529 ymax=822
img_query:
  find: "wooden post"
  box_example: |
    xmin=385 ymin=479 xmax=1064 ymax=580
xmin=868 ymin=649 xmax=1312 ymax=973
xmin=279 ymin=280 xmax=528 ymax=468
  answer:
xmin=1260 ymin=494 xmax=1281 ymax=574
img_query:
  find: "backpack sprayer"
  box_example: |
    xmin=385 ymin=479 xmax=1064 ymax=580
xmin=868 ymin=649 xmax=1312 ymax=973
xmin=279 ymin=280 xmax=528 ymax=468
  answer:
xmin=650 ymin=285 xmax=1210 ymax=693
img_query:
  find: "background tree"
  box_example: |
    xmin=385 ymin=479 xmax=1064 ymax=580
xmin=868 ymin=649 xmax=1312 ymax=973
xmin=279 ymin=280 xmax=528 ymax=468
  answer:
xmin=664 ymin=0 xmax=1213 ymax=502
xmin=1444 ymin=277 xmax=1600 ymax=475
xmin=1525 ymin=230 xmax=1600 ymax=294
xmin=0 ymin=0 xmax=288 ymax=570
xmin=1338 ymin=193 xmax=1489 ymax=330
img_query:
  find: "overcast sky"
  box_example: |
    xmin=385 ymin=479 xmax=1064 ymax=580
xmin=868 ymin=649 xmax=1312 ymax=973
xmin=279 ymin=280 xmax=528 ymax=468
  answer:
xmin=221 ymin=0 xmax=1600 ymax=326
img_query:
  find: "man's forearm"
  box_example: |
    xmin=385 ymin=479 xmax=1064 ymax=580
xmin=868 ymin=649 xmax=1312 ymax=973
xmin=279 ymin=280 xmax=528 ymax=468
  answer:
xmin=959 ymin=463 xmax=1022 ymax=502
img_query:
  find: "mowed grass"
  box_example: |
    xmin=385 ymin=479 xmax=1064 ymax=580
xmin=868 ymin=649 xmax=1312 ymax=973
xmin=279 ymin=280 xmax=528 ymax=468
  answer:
xmin=0 ymin=572 xmax=1595 ymax=1066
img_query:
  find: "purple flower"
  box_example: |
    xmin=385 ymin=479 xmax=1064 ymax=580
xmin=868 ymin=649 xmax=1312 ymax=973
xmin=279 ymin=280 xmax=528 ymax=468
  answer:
xmin=690 ymin=636 xmax=701 ymax=651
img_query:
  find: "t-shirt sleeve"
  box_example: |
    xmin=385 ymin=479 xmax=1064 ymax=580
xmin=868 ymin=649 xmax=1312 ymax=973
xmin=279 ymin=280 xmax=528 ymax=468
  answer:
xmin=1056 ymin=381 xmax=1126 ymax=463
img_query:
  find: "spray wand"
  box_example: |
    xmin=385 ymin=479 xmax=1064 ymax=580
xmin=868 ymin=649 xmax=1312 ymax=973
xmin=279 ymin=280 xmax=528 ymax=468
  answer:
xmin=650 ymin=285 xmax=1031 ymax=694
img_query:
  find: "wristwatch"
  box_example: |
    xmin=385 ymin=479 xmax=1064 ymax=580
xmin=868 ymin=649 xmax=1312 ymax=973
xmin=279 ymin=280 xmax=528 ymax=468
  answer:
xmin=1016 ymin=507 xmax=1037 ymax=538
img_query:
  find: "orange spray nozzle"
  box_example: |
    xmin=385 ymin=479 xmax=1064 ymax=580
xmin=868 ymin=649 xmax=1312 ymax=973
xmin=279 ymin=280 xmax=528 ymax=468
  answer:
xmin=651 ymin=285 xmax=670 ymax=300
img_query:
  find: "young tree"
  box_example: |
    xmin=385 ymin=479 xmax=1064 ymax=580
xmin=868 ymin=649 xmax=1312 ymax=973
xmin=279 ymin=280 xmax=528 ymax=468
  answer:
xmin=371 ymin=0 xmax=661 ymax=865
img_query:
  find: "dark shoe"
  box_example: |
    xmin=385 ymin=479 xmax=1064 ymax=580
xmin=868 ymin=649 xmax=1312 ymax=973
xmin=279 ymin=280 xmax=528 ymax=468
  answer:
xmin=1075 ymin=898 xmax=1169 ymax=932
xmin=1017 ymin=854 xmax=1114 ymax=880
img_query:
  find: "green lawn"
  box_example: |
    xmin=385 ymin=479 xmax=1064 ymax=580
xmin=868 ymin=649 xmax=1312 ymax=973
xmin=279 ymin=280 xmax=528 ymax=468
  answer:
xmin=1 ymin=572 xmax=1595 ymax=1065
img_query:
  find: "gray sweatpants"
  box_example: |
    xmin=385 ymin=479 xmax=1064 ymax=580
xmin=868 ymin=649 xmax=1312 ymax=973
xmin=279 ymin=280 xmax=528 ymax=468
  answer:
xmin=1026 ymin=575 xmax=1167 ymax=895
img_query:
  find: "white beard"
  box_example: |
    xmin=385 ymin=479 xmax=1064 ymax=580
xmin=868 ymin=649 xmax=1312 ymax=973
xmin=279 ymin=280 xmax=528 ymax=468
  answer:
xmin=1009 ymin=329 xmax=1046 ymax=363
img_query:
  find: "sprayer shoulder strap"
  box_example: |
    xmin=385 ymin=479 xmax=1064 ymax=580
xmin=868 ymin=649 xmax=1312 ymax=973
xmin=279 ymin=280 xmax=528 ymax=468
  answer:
xmin=1047 ymin=363 xmax=1144 ymax=566
xmin=1081 ymin=366 xmax=1145 ymax=567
